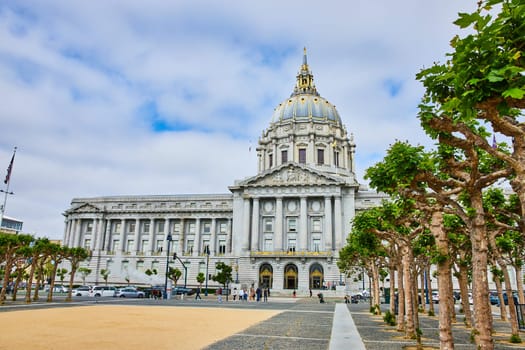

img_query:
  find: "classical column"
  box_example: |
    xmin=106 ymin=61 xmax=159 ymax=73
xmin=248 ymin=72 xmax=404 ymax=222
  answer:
xmin=251 ymin=198 xmax=260 ymax=251
xmin=74 ymin=220 xmax=82 ymax=248
xmin=64 ymin=219 xmax=73 ymax=247
xmin=299 ymin=196 xmax=308 ymax=251
xmin=103 ymin=220 xmax=111 ymax=252
xmin=228 ymin=218 xmax=233 ymax=253
xmin=121 ymin=219 xmax=127 ymax=253
xmin=134 ymin=218 xmax=140 ymax=252
xmin=275 ymin=197 xmax=283 ymax=251
xmin=149 ymin=219 xmax=156 ymax=254
xmin=210 ymin=218 xmax=217 ymax=254
xmin=242 ymin=198 xmax=251 ymax=252
xmin=324 ymin=196 xmax=333 ymax=251
xmin=90 ymin=219 xmax=98 ymax=251
xmin=334 ymin=196 xmax=342 ymax=248
xmin=193 ymin=218 xmax=201 ymax=256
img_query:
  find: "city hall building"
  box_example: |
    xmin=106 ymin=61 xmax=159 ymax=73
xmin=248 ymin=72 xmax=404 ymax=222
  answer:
xmin=62 ymin=50 xmax=385 ymax=293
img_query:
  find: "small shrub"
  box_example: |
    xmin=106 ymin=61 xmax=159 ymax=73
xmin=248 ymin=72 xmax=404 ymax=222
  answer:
xmin=428 ymin=309 xmax=435 ymax=316
xmin=510 ymin=334 xmax=522 ymax=343
xmin=383 ymin=310 xmax=396 ymax=326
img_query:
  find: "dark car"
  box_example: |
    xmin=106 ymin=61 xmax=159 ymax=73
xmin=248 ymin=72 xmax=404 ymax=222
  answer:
xmin=503 ymin=292 xmax=518 ymax=305
xmin=489 ymin=292 xmax=499 ymax=305
xmin=142 ymin=286 xmax=164 ymax=299
xmin=172 ymin=287 xmax=195 ymax=295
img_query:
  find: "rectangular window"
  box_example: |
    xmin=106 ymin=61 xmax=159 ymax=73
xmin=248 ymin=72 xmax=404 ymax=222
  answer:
xmin=157 ymin=221 xmax=165 ymax=233
xmin=264 ymin=218 xmax=274 ymax=232
xmin=313 ymin=238 xmax=321 ymax=252
xmin=113 ymin=222 xmax=121 ymax=234
xmin=269 ymin=154 xmax=273 ymax=167
xmin=264 ymin=239 xmax=273 ymax=251
xmin=188 ymin=223 xmax=196 ymax=234
xmin=281 ymin=150 xmax=288 ymax=164
xmin=312 ymin=218 xmax=322 ymax=232
xmin=219 ymin=222 xmax=227 ymax=233
xmin=203 ymin=222 xmax=211 ymax=234
xmin=287 ymin=218 xmax=297 ymax=232
xmin=83 ymin=239 xmax=91 ymax=250
xmin=136 ymin=261 xmax=145 ymax=272
xmin=299 ymin=148 xmax=306 ymax=163
xmin=288 ymin=238 xmax=296 ymax=252
xmin=172 ymin=240 xmax=179 ymax=252
xmin=156 ymin=240 xmax=163 ymax=252
xmin=334 ymin=151 xmax=340 ymax=167
xmin=317 ymin=149 xmax=325 ymax=165
xmin=187 ymin=240 xmax=194 ymax=254
xmin=143 ymin=222 xmax=150 ymax=233
xmin=202 ymin=240 xmax=210 ymax=255
xmin=121 ymin=261 xmax=129 ymax=272
xmin=199 ymin=262 xmax=206 ymax=274
xmin=85 ymin=221 xmax=93 ymax=233
xmin=112 ymin=240 xmax=120 ymax=251
xmin=152 ymin=261 xmax=159 ymax=271
xmin=128 ymin=222 xmax=136 ymax=233
xmin=219 ymin=240 xmax=226 ymax=255
xmin=174 ymin=222 xmax=181 ymax=233
xmin=127 ymin=240 xmax=134 ymax=252
xmin=141 ymin=240 xmax=149 ymax=253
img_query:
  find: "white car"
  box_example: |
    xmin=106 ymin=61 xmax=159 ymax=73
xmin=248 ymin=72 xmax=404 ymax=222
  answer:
xmin=89 ymin=286 xmax=116 ymax=297
xmin=72 ymin=286 xmax=91 ymax=296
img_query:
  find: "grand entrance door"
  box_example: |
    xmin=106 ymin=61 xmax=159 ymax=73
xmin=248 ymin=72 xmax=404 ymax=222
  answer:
xmin=309 ymin=263 xmax=324 ymax=289
xmin=259 ymin=263 xmax=273 ymax=288
xmin=284 ymin=264 xmax=298 ymax=289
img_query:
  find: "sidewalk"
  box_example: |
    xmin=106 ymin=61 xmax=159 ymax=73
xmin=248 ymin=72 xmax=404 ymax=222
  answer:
xmin=329 ymin=303 xmax=366 ymax=350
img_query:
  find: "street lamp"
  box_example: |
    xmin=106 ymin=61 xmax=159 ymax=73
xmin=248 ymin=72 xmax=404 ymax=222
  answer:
xmin=173 ymin=253 xmax=188 ymax=288
xmin=164 ymin=233 xmax=173 ymax=299
xmin=204 ymin=246 xmax=210 ymax=296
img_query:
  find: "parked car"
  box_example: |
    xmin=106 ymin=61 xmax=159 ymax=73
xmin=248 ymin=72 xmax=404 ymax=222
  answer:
xmin=72 ymin=286 xmax=91 ymax=297
xmin=432 ymin=291 xmax=439 ymax=304
xmin=172 ymin=287 xmax=195 ymax=295
xmin=489 ymin=292 xmax=499 ymax=305
xmin=45 ymin=285 xmax=69 ymax=293
xmin=502 ymin=292 xmax=518 ymax=305
xmin=89 ymin=285 xmax=116 ymax=297
xmin=116 ymin=287 xmax=145 ymax=298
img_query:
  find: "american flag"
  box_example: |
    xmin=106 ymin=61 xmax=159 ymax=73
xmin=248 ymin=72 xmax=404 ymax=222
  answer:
xmin=4 ymin=147 xmax=16 ymax=185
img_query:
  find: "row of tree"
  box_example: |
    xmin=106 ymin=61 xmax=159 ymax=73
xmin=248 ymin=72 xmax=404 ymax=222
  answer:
xmin=0 ymin=233 xmax=90 ymax=304
xmin=338 ymin=1 xmax=524 ymax=349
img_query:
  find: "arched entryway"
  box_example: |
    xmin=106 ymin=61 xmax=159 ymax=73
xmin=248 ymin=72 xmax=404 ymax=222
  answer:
xmin=258 ymin=263 xmax=273 ymax=288
xmin=284 ymin=263 xmax=298 ymax=289
xmin=309 ymin=263 xmax=324 ymax=289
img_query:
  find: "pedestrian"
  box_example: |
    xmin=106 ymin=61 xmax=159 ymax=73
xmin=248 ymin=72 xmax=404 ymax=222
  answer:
xmin=217 ymin=287 xmax=223 ymax=303
xmin=263 ymin=288 xmax=268 ymax=302
xmin=233 ymin=287 xmax=238 ymax=301
xmin=195 ymin=286 xmax=202 ymax=300
xmin=243 ymin=288 xmax=248 ymax=301
xmin=256 ymin=287 xmax=261 ymax=302
xmin=238 ymin=288 xmax=244 ymax=301
xmin=292 ymin=290 xmax=296 ymax=298
xmin=309 ymin=289 xmax=312 ymax=297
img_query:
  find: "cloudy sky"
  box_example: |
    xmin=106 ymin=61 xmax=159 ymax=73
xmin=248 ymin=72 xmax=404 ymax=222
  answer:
xmin=0 ymin=0 xmax=478 ymax=239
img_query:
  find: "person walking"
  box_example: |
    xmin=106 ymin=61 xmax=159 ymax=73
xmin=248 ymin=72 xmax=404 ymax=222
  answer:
xmin=195 ymin=286 xmax=202 ymax=300
xmin=263 ymin=288 xmax=268 ymax=302
xmin=232 ymin=287 xmax=238 ymax=301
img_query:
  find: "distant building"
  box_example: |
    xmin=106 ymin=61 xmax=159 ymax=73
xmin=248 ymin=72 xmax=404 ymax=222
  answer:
xmin=0 ymin=215 xmax=23 ymax=233
xmin=62 ymin=50 xmax=387 ymax=292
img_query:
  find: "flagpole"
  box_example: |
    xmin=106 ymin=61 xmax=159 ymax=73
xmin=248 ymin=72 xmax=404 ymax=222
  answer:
xmin=0 ymin=147 xmax=17 ymax=230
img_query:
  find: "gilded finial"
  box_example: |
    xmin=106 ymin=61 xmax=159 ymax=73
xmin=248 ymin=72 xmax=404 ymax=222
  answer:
xmin=303 ymin=47 xmax=307 ymax=65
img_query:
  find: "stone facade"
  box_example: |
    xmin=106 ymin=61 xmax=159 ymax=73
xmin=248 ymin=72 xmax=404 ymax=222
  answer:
xmin=62 ymin=50 xmax=386 ymax=293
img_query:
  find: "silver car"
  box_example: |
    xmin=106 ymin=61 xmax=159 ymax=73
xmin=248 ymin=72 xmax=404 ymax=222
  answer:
xmin=72 ymin=286 xmax=91 ymax=296
xmin=116 ymin=287 xmax=145 ymax=298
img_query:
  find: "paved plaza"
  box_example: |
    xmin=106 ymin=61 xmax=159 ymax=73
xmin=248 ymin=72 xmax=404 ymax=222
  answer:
xmin=0 ymin=296 xmax=522 ymax=349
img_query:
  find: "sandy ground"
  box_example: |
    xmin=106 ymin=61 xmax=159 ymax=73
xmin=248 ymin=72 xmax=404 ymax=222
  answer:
xmin=0 ymin=305 xmax=281 ymax=350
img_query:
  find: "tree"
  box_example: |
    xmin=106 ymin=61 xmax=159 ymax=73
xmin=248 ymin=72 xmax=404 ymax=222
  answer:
xmin=56 ymin=268 xmax=68 ymax=285
xmin=212 ymin=262 xmax=232 ymax=290
xmin=196 ymin=272 xmax=205 ymax=286
xmin=64 ymin=247 xmax=89 ymax=302
xmin=0 ymin=233 xmax=33 ymax=304
xmin=167 ymin=267 xmax=182 ymax=286
xmin=78 ymin=267 xmax=92 ymax=285
xmin=100 ymin=269 xmax=110 ymax=286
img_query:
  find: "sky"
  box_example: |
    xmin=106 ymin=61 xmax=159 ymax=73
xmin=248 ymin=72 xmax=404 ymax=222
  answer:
xmin=0 ymin=0 xmax=480 ymax=240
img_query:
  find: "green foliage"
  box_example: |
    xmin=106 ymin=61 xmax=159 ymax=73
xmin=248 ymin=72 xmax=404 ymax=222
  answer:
xmin=212 ymin=262 xmax=233 ymax=287
xmin=383 ymin=310 xmax=396 ymax=326
xmin=196 ymin=272 xmax=205 ymax=285
xmin=509 ymin=334 xmax=522 ymax=343
xmin=167 ymin=267 xmax=182 ymax=285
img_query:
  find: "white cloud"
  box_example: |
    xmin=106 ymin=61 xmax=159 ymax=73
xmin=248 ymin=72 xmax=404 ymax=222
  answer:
xmin=0 ymin=0 xmax=479 ymax=238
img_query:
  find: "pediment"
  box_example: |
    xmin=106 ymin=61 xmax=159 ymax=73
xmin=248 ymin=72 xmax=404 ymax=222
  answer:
xmin=70 ymin=203 xmax=102 ymax=213
xmin=239 ymin=164 xmax=343 ymax=187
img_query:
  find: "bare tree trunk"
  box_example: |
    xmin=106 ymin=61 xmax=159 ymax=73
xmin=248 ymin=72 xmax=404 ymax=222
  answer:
xmin=470 ymin=196 xmax=493 ymax=350
xmin=493 ymin=274 xmax=507 ymax=321
xmin=420 ymin=271 xmax=426 ymax=313
xmin=457 ymin=266 xmax=472 ymax=327
xmin=426 ymin=266 xmax=435 ymax=315
xmin=389 ymin=265 xmax=396 ymax=315
xmin=432 ymin=210 xmax=455 ymax=350
xmin=371 ymin=262 xmax=381 ymax=314
xmin=514 ymin=264 xmax=525 ymax=304
xmin=403 ymin=244 xmax=416 ymax=339
xmin=25 ymin=260 xmax=37 ymax=303
xmin=501 ymin=263 xmax=520 ymax=338
xmin=397 ymin=262 xmax=406 ymax=332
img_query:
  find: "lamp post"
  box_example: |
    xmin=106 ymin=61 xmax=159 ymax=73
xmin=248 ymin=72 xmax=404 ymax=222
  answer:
xmin=235 ymin=258 xmax=239 ymax=284
xmin=204 ymin=246 xmax=210 ymax=296
xmin=164 ymin=233 xmax=173 ymax=299
xmin=173 ymin=253 xmax=188 ymax=288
